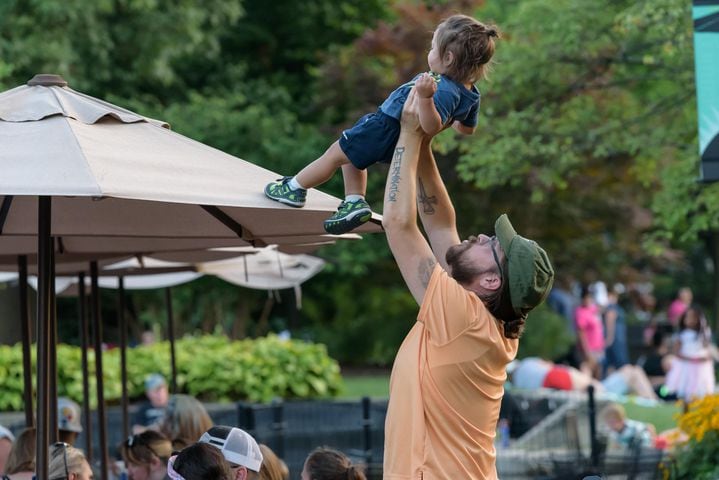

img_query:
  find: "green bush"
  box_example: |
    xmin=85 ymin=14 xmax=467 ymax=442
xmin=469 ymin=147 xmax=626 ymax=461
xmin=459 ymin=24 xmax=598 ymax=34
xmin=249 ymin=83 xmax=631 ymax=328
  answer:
xmin=517 ymin=303 xmax=575 ymax=360
xmin=0 ymin=334 xmax=343 ymax=410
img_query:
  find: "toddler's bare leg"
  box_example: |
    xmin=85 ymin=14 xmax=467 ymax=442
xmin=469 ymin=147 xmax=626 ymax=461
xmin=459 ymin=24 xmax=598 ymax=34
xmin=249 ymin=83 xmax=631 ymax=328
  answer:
xmin=295 ymin=141 xmax=349 ymax=189
xmin=341 ymin=163 xmax=367 ymax=197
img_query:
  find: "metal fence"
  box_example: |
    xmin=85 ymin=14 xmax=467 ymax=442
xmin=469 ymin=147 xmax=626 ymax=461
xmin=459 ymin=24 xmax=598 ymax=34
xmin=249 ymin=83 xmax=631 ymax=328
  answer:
xmin=236 ymin=397 xmax=387 ymax=479
xmin=0 ymin=391 xmax=667 ymax=480
xmin=498 ymin=389 xmax=665 ymax=480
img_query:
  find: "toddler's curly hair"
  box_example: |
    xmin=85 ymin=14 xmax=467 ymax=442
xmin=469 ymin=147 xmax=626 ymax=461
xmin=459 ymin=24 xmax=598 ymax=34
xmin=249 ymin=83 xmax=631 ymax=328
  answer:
xmin=435 ymin=14 xmax=500 ymax=83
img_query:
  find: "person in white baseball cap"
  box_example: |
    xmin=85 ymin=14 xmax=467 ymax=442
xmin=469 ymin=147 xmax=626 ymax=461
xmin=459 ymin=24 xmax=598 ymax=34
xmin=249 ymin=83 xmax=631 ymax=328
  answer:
xmin=57 ymin=397 xmax=83 ymax=446
xmin=199 ymin=426 xmax=263 ymax=480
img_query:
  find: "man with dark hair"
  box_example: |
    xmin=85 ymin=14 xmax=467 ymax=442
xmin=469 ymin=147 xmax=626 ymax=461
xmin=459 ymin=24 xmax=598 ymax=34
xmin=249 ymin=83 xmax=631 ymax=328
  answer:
xmin=199 ymin=426 xmax=263 ymax=480
xmin=381 ymin=91 xmax=554 ymax=479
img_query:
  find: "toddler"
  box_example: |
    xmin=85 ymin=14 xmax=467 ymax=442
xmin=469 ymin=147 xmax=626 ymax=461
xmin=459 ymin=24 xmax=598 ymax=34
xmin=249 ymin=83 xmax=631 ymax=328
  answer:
xmin=601 ymin=403 xmax=655 ymax=452
xmin=265 ymin=14 xmax=499 ymax=234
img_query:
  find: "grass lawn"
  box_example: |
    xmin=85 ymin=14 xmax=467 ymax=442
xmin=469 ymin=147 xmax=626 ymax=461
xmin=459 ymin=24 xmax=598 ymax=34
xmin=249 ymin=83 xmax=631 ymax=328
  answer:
xmin=340 ymin=374 xmax=390 ymax=399
xmin=624 ymin=400 xmax=681 ymax=433
xmin=340 ymin=374 xmax=682 ymax=433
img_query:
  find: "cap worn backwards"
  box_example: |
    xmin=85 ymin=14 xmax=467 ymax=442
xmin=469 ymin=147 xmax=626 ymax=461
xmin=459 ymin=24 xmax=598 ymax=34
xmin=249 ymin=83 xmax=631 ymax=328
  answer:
xmin=199 ymin=425 xmax=263 ymax=472
xmin=145 ymin=373 xmax=166 ymax=391
xmin=494 ymin=214 xmax=554 ymax=318
xmin=57 ymin=397 xmax=83 ymax=433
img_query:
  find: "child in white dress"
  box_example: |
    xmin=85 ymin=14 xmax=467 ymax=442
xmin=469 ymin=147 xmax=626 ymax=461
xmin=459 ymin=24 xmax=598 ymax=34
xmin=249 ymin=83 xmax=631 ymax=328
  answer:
xmin=665 ymin=306 xmax=718 ymax=401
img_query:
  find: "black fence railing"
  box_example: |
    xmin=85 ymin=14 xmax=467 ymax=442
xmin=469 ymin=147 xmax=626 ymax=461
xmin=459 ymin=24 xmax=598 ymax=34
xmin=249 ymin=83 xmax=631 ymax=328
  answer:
xmin=497 ymin=388 xmax=665 ymax=480
xmin=0 ymin=391 xmax=666 ymax=480
xmin=236 ymin=397 xmax=387 ymax=479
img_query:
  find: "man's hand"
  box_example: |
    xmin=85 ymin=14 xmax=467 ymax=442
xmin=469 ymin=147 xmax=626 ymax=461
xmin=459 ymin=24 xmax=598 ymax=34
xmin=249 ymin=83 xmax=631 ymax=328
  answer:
xmin=401 ymin=89 xmax=424 ymax=135
xmin=415 ymin=72 xmax=438 ymax=98
xmin=412 ymin=75 xmax=443 ymax=136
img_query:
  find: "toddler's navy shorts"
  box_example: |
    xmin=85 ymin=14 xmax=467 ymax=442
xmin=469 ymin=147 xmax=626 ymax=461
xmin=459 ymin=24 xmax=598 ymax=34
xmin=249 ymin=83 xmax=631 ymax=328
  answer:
xmin=338 ymin=110 xmax=401 ymax=170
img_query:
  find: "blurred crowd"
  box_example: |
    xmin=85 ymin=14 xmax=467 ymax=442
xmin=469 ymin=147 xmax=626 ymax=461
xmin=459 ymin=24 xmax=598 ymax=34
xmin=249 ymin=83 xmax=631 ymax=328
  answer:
xmin=539 ymin=281 xmax=718 ymax=403
xmin=506 ymin=281 xmax=719 ymax=455
xmin=0 ymin=374 xmax=369 ymax=480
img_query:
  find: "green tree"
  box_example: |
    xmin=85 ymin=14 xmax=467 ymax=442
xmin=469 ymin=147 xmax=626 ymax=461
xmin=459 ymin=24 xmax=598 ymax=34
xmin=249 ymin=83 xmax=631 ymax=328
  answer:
xmin=445 ymin=0 xmax=696 ymax=280
xmin=3 ymin=0 xmax=715 ymax=364
xmin=0 ymin=0 xmax=242 ymax=100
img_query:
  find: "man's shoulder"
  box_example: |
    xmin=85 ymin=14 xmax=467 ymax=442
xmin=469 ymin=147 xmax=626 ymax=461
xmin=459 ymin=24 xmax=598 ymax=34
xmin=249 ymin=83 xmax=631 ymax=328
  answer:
xmin=422 ymin=266 xmax=491 ymax=316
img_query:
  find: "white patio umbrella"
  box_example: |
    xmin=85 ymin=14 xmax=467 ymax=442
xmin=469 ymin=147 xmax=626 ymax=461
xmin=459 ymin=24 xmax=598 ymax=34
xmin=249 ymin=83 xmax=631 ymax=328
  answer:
xmin=0 ymin=75 xmax=382 ymax=241
xmin=0 ymin=74 xmax=382 ymax=479
xmin=18 ymin=246 xmax=326 ymax=295
xmin=200 ymin=247 xmax=325 ymax=292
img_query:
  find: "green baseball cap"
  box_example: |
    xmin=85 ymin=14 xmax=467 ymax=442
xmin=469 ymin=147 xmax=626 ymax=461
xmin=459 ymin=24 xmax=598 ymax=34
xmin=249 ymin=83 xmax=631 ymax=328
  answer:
xmin=495 ymin=214 xmax=554 ymax=318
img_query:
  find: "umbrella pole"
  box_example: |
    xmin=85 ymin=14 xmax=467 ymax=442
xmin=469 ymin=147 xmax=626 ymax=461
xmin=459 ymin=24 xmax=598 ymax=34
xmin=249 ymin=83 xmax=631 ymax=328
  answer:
xmin=78 ymin=272 xmax=93 ymax=462
xmin=18 ymin=255 xmax=34 ymax=427
xmin=118 ymin=276 xmax=129 ymax=439
xmin=49 ymin=245 xmax=58 ymax=443
xmin=165 ymin=288 xmax=177 ymax=394
xmin=91 ymin=261 xmax=109 ymax=480
xmin=35 ymin=196 xmax=51 ymax=480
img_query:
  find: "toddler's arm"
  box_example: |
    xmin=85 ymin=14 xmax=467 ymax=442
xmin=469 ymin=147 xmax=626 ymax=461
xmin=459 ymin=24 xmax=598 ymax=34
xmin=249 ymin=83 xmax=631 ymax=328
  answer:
xmin=415 ymin=73 xmax=443 ymax=136
xmin=452 ymin=121 xmax=476 ymax=135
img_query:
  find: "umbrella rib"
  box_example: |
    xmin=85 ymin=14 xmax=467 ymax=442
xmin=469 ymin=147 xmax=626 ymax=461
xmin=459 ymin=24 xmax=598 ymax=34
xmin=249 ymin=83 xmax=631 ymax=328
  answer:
xmin=200 ymin=205 xmax=252 ymax=244
xmin=0 ymin=196 xmax=13 ymax=234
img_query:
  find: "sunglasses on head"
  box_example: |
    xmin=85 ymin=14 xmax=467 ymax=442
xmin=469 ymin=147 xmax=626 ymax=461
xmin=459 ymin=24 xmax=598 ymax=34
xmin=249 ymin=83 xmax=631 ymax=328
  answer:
xmin=50 ymin=441 xmax=70 ymax=480
xmin=126 ymin=434 xmax=162 ymax=460
xmin=489 ymin=236 xmax=504 ymax=281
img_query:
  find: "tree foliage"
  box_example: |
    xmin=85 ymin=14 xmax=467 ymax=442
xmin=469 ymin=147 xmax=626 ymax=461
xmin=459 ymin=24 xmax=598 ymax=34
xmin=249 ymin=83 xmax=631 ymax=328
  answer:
xmin=1 ymin=0 xmax=715 ymax=364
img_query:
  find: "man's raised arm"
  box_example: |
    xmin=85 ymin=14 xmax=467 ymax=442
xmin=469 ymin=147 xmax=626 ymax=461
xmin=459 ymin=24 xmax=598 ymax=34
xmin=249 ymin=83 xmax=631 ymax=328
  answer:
xmin=382 ymin=92 xmax=437 ymax=305
xmin=416 ymin=139 xmax=460 ymax=271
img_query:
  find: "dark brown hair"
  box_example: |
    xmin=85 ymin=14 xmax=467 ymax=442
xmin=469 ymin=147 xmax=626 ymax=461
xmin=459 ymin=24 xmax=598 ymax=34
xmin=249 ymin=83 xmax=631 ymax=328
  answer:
xmin=678 ymin=305 xmax=711 ymax=345
xmin=490 ymin=281 xmax=525 ymax=339
xmin=435 ymin=14 xmax=500 ymax=83
xmin=173 ymin=442 xmax=233 ymax=480
xmin=446 ymin=237 xmax=523 ymax=339
xmin=304 ymin=447 xmax=366 ymax=480
xmin=121 ymin=430 xmax=172 ymax=467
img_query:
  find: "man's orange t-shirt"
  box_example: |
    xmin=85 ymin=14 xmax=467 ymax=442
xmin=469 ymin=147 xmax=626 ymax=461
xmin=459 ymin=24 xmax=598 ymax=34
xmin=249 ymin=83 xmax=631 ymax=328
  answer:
xmin=383 ymin=265 xmax=518 ymax=480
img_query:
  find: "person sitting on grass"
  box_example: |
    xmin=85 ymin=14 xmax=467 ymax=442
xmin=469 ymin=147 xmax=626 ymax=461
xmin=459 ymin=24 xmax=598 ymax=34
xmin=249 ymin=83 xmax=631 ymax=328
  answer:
xmin=600 ymin=403 xmax=655 ymax=452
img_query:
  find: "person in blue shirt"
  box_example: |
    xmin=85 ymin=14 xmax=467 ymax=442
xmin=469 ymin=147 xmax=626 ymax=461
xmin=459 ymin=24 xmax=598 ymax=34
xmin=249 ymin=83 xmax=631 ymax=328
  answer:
xmin=604 ymin=288 xmax=630 ymax=375
xmin=264 ymin=14 xmax=498 ymax=234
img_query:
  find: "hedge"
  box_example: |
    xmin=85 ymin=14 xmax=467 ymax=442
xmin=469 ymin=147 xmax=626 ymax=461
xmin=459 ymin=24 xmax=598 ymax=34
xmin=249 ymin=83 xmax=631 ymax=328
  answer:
xmin=0 ymin=334 xmax=343 ymax=410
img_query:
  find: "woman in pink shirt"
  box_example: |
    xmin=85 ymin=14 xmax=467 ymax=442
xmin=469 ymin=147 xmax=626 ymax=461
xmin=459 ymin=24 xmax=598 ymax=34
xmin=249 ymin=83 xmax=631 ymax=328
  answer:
xmin=667 ymin=287 xmax=692 ymax=327
xmin=575 ymin=286 xmax=605 ymax=378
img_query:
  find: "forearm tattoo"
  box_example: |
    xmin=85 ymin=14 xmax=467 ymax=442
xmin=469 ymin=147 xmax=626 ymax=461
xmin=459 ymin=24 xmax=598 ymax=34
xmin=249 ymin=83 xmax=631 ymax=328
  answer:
xmin=417 ymin=179 xmax=437 ymax=215
xmin=387 ymin=146 xmax=404 ymax=202
xmin=419 ymin=257 xmax=437 ymax=287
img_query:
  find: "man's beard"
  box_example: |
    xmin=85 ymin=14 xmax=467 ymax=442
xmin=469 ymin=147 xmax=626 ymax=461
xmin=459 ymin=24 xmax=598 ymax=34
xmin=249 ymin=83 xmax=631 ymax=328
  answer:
xmin=446 ymin=242 xmax=479 ymax=285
